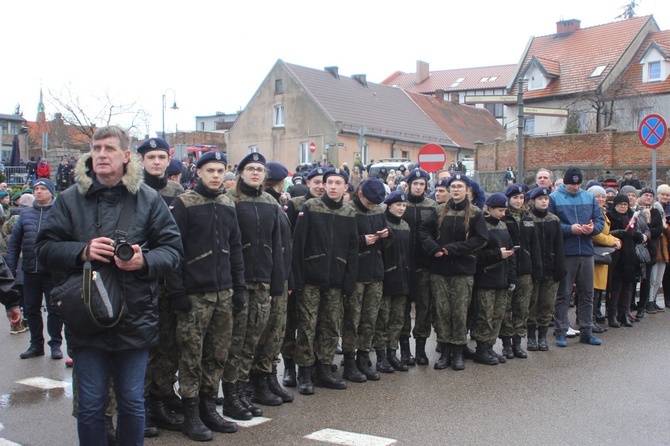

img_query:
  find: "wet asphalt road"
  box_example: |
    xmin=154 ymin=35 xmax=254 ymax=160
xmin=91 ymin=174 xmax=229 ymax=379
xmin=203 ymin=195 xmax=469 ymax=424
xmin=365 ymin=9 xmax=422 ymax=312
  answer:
xmin=1 ymin=305 xmax=669 ymax=446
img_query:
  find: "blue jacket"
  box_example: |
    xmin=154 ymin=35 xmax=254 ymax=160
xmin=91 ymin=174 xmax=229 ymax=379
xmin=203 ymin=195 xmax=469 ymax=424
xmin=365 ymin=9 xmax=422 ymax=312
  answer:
xmin=548 ymin=184 xmax=604 ymax=256
xmin=6 ymin=200 xmax=54 ymax=274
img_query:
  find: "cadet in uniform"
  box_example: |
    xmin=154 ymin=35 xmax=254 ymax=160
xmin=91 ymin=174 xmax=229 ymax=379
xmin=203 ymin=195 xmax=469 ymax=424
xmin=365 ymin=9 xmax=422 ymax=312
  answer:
xmin=292 ymin=168 xmax=359 ymax=395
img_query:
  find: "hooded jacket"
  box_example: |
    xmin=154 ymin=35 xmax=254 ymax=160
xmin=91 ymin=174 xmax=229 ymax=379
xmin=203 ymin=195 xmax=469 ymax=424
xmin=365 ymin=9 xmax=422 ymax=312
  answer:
xmin=6 ymin=199 xmax=54 ymax=274
xmin=35 ymin=152 xmax=183 ymax=351
xmin=548 ymin=184 xmax=604 ymax=256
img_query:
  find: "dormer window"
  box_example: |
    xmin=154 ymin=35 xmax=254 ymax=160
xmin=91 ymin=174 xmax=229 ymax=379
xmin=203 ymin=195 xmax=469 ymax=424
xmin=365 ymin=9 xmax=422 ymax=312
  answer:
xmin=648 ymin=61 xmax=661 ymax=80
xmin=639 ymin=42 xmax=668 ymax=83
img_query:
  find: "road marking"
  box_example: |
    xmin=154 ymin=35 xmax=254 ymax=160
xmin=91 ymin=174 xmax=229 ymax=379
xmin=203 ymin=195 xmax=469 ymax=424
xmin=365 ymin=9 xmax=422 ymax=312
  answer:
xmin=220 ymin=413 xmax=271 ymax=428
xmin=305 ymin=428 xmax=397 ymax=446
xmin=0 ymin=439 xmax=22 ymax=445
xmin=15 ymin=377 xmax=71 ymax=390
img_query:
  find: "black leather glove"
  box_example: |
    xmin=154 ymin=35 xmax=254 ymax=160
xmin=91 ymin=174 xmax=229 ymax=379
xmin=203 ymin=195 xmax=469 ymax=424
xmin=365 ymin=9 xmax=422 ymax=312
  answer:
xmin=233 ymin=289 xmax=246 ymax=316
xmin=171 ymin=294 xmax=192 ymax=312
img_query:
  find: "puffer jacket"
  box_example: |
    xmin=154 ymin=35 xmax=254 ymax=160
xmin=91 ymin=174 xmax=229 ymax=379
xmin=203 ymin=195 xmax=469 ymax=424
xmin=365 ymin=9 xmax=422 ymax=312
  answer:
xmin=6 ymin=200 xmax=53 ymax=274
xmin=35 ymin=152 xmax=183 ymax=351
xmin=548 ymin=184 xmax=604 ymax=256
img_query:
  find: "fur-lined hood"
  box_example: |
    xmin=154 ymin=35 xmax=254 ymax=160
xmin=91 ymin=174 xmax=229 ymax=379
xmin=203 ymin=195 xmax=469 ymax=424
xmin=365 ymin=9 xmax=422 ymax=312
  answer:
xmin=75 ymin=152 xmax=143 ymax=195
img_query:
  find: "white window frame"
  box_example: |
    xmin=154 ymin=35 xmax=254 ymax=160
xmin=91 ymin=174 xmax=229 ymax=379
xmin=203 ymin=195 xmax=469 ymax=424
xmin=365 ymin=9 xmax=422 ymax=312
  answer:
xmin=273 ymin=104 xmax=285 ymax=127
xmin=524 ymin=116 xmax=535 ymax=135
xmin=648 ymin=61 xmax=661 ymax=81
xmin=299 ymin=141 xmax=310 ymax=164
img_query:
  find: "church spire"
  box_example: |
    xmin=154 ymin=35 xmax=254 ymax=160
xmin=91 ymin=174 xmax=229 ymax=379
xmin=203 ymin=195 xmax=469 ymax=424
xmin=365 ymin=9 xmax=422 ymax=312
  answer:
xmin=37 ymin=85 xmax=46 ymax=123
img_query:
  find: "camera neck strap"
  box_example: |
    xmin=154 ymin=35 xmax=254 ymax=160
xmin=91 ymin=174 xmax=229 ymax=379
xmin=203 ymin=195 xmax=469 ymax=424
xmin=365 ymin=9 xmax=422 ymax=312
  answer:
xmin=114 ymin=190 xmax=136 ymax=243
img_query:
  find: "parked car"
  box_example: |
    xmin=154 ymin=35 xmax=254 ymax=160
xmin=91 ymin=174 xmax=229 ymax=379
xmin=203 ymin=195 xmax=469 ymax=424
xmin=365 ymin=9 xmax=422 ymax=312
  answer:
xmin=367 ymin=158 xmax=413 ymax=180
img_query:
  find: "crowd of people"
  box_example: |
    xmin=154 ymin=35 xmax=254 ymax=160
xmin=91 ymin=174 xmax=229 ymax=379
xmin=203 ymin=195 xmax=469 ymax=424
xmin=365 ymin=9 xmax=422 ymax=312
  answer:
xmin=0 ymin=126 xmax=667 ymax=445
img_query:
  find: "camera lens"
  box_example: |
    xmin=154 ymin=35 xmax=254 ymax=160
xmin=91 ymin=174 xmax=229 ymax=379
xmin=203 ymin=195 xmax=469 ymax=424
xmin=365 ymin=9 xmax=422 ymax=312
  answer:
xmin=115 ymin=243 xmax=134 ymax=261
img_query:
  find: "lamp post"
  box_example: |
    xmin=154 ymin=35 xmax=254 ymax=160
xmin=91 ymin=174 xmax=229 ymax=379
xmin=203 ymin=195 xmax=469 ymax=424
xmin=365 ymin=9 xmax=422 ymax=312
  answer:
xmin=162 ymin=88 xmax=178 ymax=140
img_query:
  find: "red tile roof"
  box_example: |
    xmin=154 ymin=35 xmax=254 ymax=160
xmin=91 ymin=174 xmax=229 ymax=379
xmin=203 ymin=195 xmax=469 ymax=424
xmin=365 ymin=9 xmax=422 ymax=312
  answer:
xmin=616 ymin=29 xmax=670 ymax=96
xmin=381 ymin=64 xmax=516 ymax=94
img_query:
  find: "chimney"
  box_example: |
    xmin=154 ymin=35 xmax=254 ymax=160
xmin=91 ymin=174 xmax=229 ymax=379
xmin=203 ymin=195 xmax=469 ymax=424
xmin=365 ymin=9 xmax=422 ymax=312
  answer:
xmin=450 ymin=92 xmax=460 ymax=104
xmin=325 ymin=66 xmax=339 ymax=79
xmin=556 ymin=19 xmax=580 ymax=35
xmin=417 ymin=60 xmax=429 ymax=84
xmin=435 ymin=89 xmax=445 ymax=102
xmin=352 ymin=74 xmax=368 ymax=87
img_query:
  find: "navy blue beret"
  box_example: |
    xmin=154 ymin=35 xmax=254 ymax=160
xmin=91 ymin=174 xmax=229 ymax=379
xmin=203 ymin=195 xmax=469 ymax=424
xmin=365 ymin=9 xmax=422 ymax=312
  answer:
xmin=434 ymin=178 xmax=450 ymax=189
xmin=266 ymin=162 xmax=288 ymax=181
xmin=361 ymin=178 xmax=386 ymax=205
xmin=323 ymin=167 xmax=349 ymax=184
xmin=529 ymin=186 xmax=551 ymax=200
xmin=196 ymin=151 xmax=227 ymax=169
xmin=166 ymin=159 xmax=184 ymax=176
xmin=306 ymin=167 xmax=325 ymax=180
xmin=137 ymin=137 xmax=170 ymax=155
xmin=446 ymin=173 xmax=471 ymax=188
xmin=504 ymin=183 xmax=527 ymax=198
xmin=383 ymin=189 xmax=407 ymax=205
xmin=406 ymin=168 xmax=430 ymax=185
xmin=237 ymin=152 xmax=267 ymax=173
xmin=485 ymin=192 xmax=509 ymax=208
xmin=347 ymin=182 xmax=355 ymax=193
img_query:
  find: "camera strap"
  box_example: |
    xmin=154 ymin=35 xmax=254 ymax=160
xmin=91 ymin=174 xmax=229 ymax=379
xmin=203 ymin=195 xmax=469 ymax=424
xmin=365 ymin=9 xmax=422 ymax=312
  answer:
xmin=114 ymin=190 xmax=136 ymax=242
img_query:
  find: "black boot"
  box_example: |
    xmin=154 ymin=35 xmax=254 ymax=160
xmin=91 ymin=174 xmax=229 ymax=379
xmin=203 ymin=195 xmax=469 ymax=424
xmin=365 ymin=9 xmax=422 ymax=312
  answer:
xmin=451 ymin=344 xmax=464 ymax=371
xmin=374 ymin=349 xmax=394 ymax=374
xmin=387 ymin=349 xmax=408 ymax=371
xmin=149 ymin=394 xmax=184 ymax=431
xmin=537 ymin=327 xmax=549 ymax=351
xmin=144 ymin=400 xmax=159 ymax=438
xmin=620 ymin=311 xmax=633 ymax=327
xmin=267 ymin=365 xmax=294 ymax=403
xmin=473 ymin=341 xmax=498 ymax=365
xmin=608 ymin=311 xmax=620 ymax=328
xmin=594 ymin=291 xmax=606 ymax=323
xmin=298 ymin=365 xmax=314 ymax=395
xmin=501 ymin=337 xmax=514 ymax=359
xmin=282 ymin=357 xmax=296 ymax=387
xmin=512 ymin=336 xmax=528 ymax=359
xmin=463 ymin=343 xmax=476 ymax=360
xmin=526 ymin=325 xmax=538 ymax=351
xmin=237 ymin=381 xmax=263 ymax=416
xmin=434 ymin=343 xmax=451 ymax=370
xmin=314 ymin=362 xmax=347 ymax=389
xmin=165 ymin=387 xmax=184 ymax=414
xmin=251 ymin=372 xmax=283 ymax=406
xmin=415 ymin=337 xmax=429 ymax=365
xmin=488 ymin=343 xmax=506 ymax=363
xmin=399 ymin=336 xmax=415 ymax=366
xmin=199 ymin=391 xmax=238 ymax=433
xmin=358 ymin=350 xmax=382 ymax=379
xmin=343 ymin=352 xmax=366 ymax=382
xmin=222 ymin=381 xmax=252 ymax=421
xmin=181 ymin=397 xmax=213 ymax=442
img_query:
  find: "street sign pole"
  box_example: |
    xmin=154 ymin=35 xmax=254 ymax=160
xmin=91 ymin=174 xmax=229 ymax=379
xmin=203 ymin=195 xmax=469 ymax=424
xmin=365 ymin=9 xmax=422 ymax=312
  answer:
xmin=653 ymin=148 xmax=657 ymax=190
xmin=517 ymin=78 xmax=525 ymax=182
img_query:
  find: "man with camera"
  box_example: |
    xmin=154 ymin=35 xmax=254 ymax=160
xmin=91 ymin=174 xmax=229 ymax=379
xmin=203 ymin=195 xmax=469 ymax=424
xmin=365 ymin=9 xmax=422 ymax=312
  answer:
xmin=35 ymin=126 xmax=183 ymax=445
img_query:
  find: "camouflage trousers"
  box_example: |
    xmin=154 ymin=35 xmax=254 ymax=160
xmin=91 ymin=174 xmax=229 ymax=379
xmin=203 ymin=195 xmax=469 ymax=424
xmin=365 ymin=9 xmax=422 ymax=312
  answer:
xmin=474 ymin=288 xmax=509 ymax=344
xmin=295 ymin=285 xmax=343 ymax=367
xmin=252 ymin=281 xmax=288 ymax=374
xmin=374 ymin=295 xmax=407 ymax=351
xmin=400 ymin=269 xmax=432 ymax=338
xmin=225 ymin=283 xmax=271 ymax=384
xmin=500 ymin=274 xmax=533 ymax=338
xmin=281 ymin=288 xmax=298 ymax=360
xmin=528 ymin=278 xmax=560 ymax=328
xmin=342 ymin=281 xmax=383 ymax=353
xmin=222 ymin=294 xmax=248 ymax=384
xmin=144 ymin=287 xmax=178 ymax=398
xmin=176 ymin=290 xmax=233 ymax=398
xmin=431 ymin=274 xmax=473 ymax=345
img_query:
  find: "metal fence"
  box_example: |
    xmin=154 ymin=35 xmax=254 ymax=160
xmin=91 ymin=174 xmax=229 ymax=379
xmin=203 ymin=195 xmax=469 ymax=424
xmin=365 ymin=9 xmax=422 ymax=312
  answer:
xmin=3 ymin=166 xmax=29 ymax=185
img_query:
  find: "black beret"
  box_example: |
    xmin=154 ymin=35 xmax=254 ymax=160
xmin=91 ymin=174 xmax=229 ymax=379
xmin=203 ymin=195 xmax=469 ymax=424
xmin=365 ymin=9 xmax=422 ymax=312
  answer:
xmin=166 ymin=159 xmax=184 ymax=176
xmin=406 ymin=168 xmax=430 ymax=185
xmin=504 ymin=183 xmax=526 ymax=198
xmin=306 ymin=167 xmax=325 ymax=180
xmin=237 ymin=152 xmax=266 ymax=173
xmin=529 ymin=186 xmax=551 ymax=200
xmin=196 ymin=151 xmax=227 ymax=169
xmin=323 ymin=167 xmax=349 ymax=183
xmin=266 ymin=162 xmax=288 ymax=181
xmin=137 ymin=137 xmax=170 ymax=155
xmin=563 ymin=166 xmax=583 ymax=185
xmin=446 ymin=173 xmax=471 ymax=188
xmin=361 ymin=178 xmax=386 ymax=205
xmin=485 ymin=192 xmax=509 ymax=208
xmin=383 ymin=189 xmax=407 ymax=205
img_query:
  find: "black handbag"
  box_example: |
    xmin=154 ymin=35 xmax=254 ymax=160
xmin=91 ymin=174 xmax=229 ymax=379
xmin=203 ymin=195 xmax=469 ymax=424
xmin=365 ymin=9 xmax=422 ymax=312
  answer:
xmin=50 ymin=192 xmax=134 ymax=336
xmin=594 ymin=246 xmax=615 ymax=265
xmin=635 ymin=243 xmax=651 ymax=264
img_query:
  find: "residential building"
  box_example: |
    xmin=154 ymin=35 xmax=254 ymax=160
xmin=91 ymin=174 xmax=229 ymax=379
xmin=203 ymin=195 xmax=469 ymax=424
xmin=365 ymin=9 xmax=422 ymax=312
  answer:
xmin=195 ymin=111 xmax=239 ymax=132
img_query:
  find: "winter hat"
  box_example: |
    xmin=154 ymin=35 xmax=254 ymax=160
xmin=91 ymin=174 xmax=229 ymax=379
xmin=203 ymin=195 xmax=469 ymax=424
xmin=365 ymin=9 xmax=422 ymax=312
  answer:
xmin=504 ymin=183 xmax=526 ymax=198
xmin=223 ymin=172 xmax=236 ymax=182
xmin=306 ymin=167 xmax=325 ymax=180
xmin=639 ymin=187 xmax=655 ymax=197
xmin=485 ymin=192 xmax=509 ymax=208
xmin=587 ymin=185 xmax=607 ymax=197
xmin=613 ymin=194 xmax=630 ymax=207
xmin=620 ymin=185 xmax=638 ymax=197
xmin=383 ymin=189 xmax=407 ymax=205
xmin=406 ymin=168 xmax=430 ymax=185
xmin=605 ymin=187 xmax=617 ymax=195
xmin=136 ymin=137 xmax=170 ymax=156
xmin=237 ymin=152 xmax=266 ymax=173
xmin=292 ymin=175 xmax=304 ymax=184
xmin=323 ymin=167 xmax=349 ymax=184
xmin=360 ymin=178 xmax=386 ymax=205
xmin=586 ymin=180 xmax=602 ymax=190
xmin=19 ymin=194 xmax=35 ymax=207
xmin=657 ymin=184 xmax=670 ymax=195
xmin=530 ymin=186 xmax=551 ymax=200
xmin=196 ymin=151 xmax=227 ymax=169
xmin=563 ymin=167 xmax=583 ymax=185
xmin=166 ymin=159 xmax=184 ymax=177
xmin=266 ymin=162 xmax=288 ymax=181
xmin=33 ymin=178 xmax=55 ymax=196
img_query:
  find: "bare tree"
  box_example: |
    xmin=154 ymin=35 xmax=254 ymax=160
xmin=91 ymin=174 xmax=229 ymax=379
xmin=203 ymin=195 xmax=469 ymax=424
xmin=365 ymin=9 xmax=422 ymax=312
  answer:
xmin=616 ymin=1 xmax=638 ymax=20
xmin=13 ymin=103 xmax=23 ymax=117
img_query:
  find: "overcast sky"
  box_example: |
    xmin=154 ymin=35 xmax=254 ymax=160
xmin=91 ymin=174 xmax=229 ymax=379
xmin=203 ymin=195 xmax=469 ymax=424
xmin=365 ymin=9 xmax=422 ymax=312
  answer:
xmin=2 ymin=0 xmax=669 ymax=137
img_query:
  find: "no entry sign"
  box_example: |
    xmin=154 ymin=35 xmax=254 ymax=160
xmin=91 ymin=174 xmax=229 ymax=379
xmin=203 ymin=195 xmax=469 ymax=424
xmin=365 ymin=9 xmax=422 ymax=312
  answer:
xmin=417 ymin=144 xmax=446 ymax=172
xmin=638 ymin=114 xmax=667 ymax=149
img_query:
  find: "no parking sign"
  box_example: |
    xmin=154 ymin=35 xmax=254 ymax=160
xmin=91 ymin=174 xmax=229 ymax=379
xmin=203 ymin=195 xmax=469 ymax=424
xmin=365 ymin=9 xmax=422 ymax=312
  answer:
xmin=638 ymin=114 xmax=667 ymax=149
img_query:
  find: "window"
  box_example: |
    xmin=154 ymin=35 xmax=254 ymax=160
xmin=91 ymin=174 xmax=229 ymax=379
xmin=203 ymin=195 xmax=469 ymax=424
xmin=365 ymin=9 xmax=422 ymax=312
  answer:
xmin=590 ymin=65 xmax=607 ymax=77
xmin=636 ymin=107 xmax=653 ymax=128
xmin=649 ymin=61 xmax=661 ymax=80
xmin=529 ymin=75 xmax=543 ymax=90
xmin=524 ymin=116 xmax=535 ymax=135
xmin=273 ymin=104 xmax=284 ymax=127
xmin=300 ymin=141 xmax=310 ymax=164
xmin=275 ymin=79 xmax=284 ymax=94
xmin=485 ymin=103 xmax=504 ymax=119
xmin=200 ymin=122 xmax=205 ymax=131
xmin=361 ymin=144 xmax=369 ymax=165
xmin=0 ymin=122 xmax=7 ymax=135
xmin=450 ymin=77 xmax=465 ymax=87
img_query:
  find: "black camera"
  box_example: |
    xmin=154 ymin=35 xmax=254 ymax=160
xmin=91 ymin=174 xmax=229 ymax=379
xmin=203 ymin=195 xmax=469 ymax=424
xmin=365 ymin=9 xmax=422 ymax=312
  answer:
xmin=114 ymin=239 xmax=134 ymax=261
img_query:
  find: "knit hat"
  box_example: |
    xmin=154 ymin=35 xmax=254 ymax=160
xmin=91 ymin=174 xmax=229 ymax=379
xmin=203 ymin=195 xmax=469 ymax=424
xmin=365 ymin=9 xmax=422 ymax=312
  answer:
xmin=292 ymin=175 xmax=304 ymax=184
xmin=266 ymin=162 xmax=288 ymax=181
xmin=33 ymin=178 xmax=55 ymax=196
xmin=406 ymin=168 xmax=430 ymax=185
xmin=624 ymin=169 xmax=633 ymax=175
xmin=306 ymin=167 xmax=325 ymax=180
xmin=360 ymin=178 xmax=386 ymax=205
xmin=613 ymin=194 xmax=630 ymax=207
xmin=485 ymin=192 xmax=509 ymax=208
xmin=223 ymin=172 xmax=236 ymax=182
xmin=383 ymin=189 xmax=407 ymax=205
xmin=563 ymin=167 xmax=583 ymax=185
xmin=19 ymin=194 xmax=35 ymax=207
xmin=620 ymin=185 xmax=638 ymax=197
xmin=529 ymin=186 xmax=551 ymax=200
xmin=504 ymin=183 xmax=526 ymax=198
xmin=446 ymin=173 xmax=471 ymax=188
xmin=640 ymin=187 xmax=655 ymax=197
xmin=137 ymin=137 xmax=170 ymax=156
xmin=237 ymin=152 xmax=266 ymax=173
xmin=657 ymin=184 xmax=670 ymax=195
xmin=196 ymin=151 xmax=227 ymax=169
xmin=166 ymin=159 xmax=184 ymax=176
xmin=587 ymin=185 xmax=607 ymax=197
xmin=323 ymin=167 xmax=349 ymax=184
xmin=605 ymin=187 xmax=617 ymax=195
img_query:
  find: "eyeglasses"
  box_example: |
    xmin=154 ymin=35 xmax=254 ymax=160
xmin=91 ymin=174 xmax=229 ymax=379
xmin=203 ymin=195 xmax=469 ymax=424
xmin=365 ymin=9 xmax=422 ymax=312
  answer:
xmin=450 ymin=184 xmax=465 ymax=190
xmin=244 ymin=166 xmax=266 ymax=174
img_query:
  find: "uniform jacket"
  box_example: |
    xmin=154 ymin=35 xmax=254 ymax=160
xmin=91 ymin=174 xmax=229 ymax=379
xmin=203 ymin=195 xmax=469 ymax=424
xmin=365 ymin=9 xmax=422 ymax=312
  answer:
xmin=348 ymin=196 xmax=386 ymax=283
xmin=226 ymin=182 xmax=284 ymax=297
xmin=291 ymin=194 xmax=359 ymax=296
xmin=267 ymin=187 xmax=293 ymax=289
xmin=530 ymin=207 xmax=566 ymax=282
xmin=167 ymin=181 xmax=246 ymax=298
xmin=284 ymin=190 xmax=317 ymax=231
xmin=502 ymin=207 xmax=543 ymax=280
xmin=419 ymin=199 xmax=488 ymax=277
xmin=403 ymin=194 xmax=437 ymax=271
xmin=35 ymin=152 xmax=183 ymax=351
xmin=143 ymin=171 xmax=184 ymax=208
xmin=382 ymin=211 xmax=410 ymax=297
xmin=548 ymin=184 xmax=604 ymax=256
xmin=6 ymin=200 xmax=53 ymax=274
xmin=475 ymin=213 xmax=517 ymax=289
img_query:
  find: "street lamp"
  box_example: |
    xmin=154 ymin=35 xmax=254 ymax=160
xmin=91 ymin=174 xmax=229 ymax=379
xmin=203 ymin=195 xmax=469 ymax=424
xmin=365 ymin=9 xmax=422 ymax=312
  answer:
xmin=162 ymin=88 xmax=178 ymax=139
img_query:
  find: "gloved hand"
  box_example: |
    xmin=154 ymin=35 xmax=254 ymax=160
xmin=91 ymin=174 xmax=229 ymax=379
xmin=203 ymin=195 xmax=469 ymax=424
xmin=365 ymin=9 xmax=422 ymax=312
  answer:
xmin=233 ymin=289 xmax=246 ymax=316
xmin=171 ymin=294 xmax=192 ymax=312
xmin=609 ymin=229 xmax=625 ymax=239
